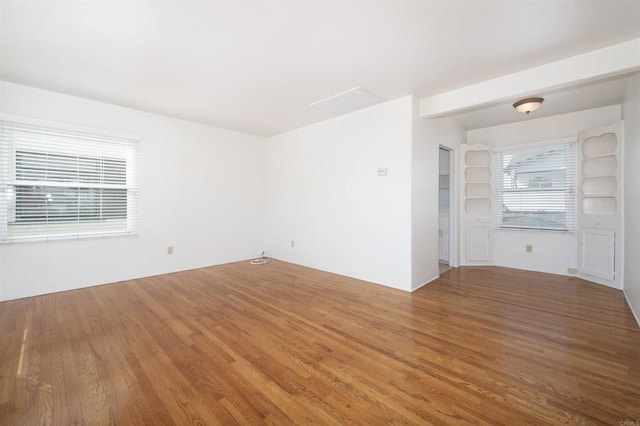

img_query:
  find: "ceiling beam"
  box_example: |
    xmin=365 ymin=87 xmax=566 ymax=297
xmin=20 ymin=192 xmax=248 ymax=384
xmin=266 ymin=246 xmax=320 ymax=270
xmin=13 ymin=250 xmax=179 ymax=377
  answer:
xmin=419 ymin=38 xmax=640 ymax=118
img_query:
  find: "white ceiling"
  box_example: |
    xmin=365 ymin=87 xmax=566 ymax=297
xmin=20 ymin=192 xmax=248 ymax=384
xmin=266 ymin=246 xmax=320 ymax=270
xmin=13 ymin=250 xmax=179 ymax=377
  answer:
xmin=1 ymin=1 xmax=639 ymax=136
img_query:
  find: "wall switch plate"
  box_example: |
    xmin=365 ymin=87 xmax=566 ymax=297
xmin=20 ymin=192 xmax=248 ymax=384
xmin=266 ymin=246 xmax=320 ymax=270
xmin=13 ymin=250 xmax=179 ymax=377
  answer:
xmin=291 ymin=240 xmax=295 ymax=248
xmin=167 ymin=246 xmax=174 ymax=255
xmin=525 ymin=244 xmax=532 ymax=253
xmin=377 ymin=167 xmax=388 ymax=176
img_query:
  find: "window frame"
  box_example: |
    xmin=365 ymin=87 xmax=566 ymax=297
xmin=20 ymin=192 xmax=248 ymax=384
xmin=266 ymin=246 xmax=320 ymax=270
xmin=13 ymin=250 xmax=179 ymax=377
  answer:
xmin=0 ymin=115 xmax=139 ymax=244
xmin=494 ymin=138 xmax=577 ymax=233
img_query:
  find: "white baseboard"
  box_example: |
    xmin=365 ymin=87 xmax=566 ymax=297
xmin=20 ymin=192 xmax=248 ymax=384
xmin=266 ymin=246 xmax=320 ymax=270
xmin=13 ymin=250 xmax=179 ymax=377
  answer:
xmin=411 ymin=274 xmax=439 ymax=292
xmin=623 ymin=290 xmax=640 ymax=329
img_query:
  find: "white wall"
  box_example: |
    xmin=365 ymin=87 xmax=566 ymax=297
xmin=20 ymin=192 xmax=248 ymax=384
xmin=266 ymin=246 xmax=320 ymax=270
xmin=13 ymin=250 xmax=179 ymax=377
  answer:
xmin=467 ymin=106 xmax=622 ymax=276
xmin=265 ymin=97 xmax=413 ymax=291
xmin=5 ymin=81 xmax=628 ymax=301
xmin=0 ymin=81 xmax=266 ymax=301
xmin=623 ymin=73 xmax=640 ymax=325
xmin=412 ymin=109 xmax=464 ymax=289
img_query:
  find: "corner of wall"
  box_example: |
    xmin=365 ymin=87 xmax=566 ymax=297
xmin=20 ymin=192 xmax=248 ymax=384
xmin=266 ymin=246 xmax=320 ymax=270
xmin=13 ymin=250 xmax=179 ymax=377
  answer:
xmin=410 ymin=112 xmax=466 ymax=289
xmin=0 ymin=81 xmax=268 ymax=301
xmin=264 ymin=96 xmax=415 ymax=292
xmin=623 ymin=72 xmax=640 ymax=327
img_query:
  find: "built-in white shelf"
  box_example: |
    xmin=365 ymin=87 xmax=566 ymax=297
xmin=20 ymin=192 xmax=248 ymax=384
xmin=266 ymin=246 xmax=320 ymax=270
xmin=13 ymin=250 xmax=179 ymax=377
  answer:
xmin=464 ymin=150 xmax=491 ymax=214
xmin=581 ymin=132 xmax=617 ymax=216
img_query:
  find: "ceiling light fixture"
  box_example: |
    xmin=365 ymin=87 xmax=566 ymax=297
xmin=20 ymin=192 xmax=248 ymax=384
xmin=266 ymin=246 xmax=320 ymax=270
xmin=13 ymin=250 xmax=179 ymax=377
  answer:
xmin=513 ymin=97 xmax=544 ymax=114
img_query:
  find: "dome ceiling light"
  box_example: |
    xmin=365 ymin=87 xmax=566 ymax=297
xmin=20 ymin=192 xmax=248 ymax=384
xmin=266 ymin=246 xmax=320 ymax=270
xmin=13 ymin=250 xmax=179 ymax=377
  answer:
xmin=513 ymin=97 xmax=544 ymax=114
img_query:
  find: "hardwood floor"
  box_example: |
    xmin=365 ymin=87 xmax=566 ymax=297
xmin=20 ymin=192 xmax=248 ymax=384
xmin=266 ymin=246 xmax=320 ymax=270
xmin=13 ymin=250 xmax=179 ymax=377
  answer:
xmin=1 ymin=260 xmax=639 ymax=425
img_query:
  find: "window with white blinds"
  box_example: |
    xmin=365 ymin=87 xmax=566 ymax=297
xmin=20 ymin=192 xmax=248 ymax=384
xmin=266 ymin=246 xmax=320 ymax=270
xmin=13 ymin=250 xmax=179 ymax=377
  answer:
xmin=494 ymin=141 xmax=576 ymax=232
xmin=0 ymin=119 xmax=139 ymax=243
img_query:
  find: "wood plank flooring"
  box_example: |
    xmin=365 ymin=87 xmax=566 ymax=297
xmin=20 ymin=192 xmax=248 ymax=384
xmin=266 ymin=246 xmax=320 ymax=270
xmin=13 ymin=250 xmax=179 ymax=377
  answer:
xmin=1 ymin=260 xmax=639 ymax=425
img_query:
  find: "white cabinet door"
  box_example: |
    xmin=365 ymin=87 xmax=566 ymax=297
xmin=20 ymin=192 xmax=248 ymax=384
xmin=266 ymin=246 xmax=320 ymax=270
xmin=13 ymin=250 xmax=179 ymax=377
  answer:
xmin=577 ymin=122 xmax=623 ymax=288
xmin=465 ymin=224 xmax=492 ymax=262
xmin=460 ymin=144 xmax=493 ymax=265
xmin=579 ymin=229 xmax=615 ymax=281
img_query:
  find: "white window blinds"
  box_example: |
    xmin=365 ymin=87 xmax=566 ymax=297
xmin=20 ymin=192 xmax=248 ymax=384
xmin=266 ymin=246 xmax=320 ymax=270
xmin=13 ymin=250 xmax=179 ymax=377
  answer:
xmin=494 ymin=141 xmax=576 ymax=232
xmin=0 ymin=119 xmax=139 ymax=243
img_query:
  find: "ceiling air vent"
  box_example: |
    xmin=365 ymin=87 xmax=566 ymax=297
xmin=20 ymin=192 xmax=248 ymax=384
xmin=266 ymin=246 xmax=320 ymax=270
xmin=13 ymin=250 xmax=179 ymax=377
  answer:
xmin=310 ymin=86 xmax=380 ymax=115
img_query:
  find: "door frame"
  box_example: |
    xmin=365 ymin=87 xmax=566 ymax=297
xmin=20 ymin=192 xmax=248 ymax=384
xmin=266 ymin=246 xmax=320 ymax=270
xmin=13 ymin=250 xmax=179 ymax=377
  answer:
xmin=439 ymin=144 xmax=459 ymax=268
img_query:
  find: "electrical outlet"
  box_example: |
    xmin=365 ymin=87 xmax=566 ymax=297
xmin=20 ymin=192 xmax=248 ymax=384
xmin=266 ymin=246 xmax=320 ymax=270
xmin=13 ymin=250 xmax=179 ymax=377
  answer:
xmin=377 ymin=167 xmax=388 ymax=176
xmin=291 ymin=240 xmax=295 ymax=248
xmin=167 ymin=246 xmax=174 ymax=255
xmin=567 ymin=267 xmax=577 ymax=274
xmin=525 ymin=244 xmax=532 ymax=253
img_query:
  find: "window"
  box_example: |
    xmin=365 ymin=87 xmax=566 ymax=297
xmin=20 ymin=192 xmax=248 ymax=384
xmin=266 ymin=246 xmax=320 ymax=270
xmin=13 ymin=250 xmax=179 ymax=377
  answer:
xmin=494 ymin=141 xmax=575 ymax=232
xmin=0 ymin=119 xmax=139 ymax=243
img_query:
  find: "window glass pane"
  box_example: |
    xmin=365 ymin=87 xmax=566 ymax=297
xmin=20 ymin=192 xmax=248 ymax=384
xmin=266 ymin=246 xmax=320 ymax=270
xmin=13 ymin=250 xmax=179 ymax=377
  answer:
xmin=16 ymin=150 xmax=126 ymax=185
xmin=103 ymin=158 xmax=126 ymax=185
xmin=495 ymin=142 xmax=575 ymax=232
xmin=14 ymin=186 xmax=127 ymax=223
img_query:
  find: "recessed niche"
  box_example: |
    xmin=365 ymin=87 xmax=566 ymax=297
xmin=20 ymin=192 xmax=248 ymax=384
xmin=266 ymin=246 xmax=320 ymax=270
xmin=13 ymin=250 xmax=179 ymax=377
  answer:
xmin=465 ymin=183 xmax=490 ymax=198
xmin=465 ymin=150 xmax=491 ymax=167
xmin=582 ymin=155 xmax=617 ymax=177
xmin=582 ymin=197 xmax=616 ymax=215
xmin=582 ymin=133 xmax=617 ymax=158
xmin=582 ymin=176 xmax=616 ymax=196
xmin=465 ymin=198 xmax=491 ymax=214
xmin=465 ymin=167 xmax=491 ymax=182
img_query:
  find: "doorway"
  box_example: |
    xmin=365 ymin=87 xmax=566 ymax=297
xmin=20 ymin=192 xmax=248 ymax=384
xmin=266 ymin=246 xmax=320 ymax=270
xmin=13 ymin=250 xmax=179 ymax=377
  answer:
xmin=439 ymin=147 xmax=452 ymax=274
